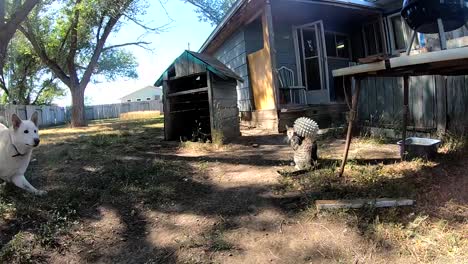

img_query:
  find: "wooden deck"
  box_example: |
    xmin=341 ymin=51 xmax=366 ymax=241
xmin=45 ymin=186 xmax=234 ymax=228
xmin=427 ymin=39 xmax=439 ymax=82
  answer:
xmin=278 ymin=104 xmax=348 ymax=132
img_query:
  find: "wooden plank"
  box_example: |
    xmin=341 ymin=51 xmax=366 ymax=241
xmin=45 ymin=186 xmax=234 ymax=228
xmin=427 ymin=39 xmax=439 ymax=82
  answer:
xmin=390 ymin=46 xmax=468 ymax=68
xmin=332 ymin=61 xmax=386 ymax=77
xmin=423 ymin=76 xmax=436 ymax=129
xmin=248 ymin=48 xmax=276 ymax=110
xmin=167 ymin=87 xmax=208 ymax=98
xmin=411 ymin=76 xmax=423 ymax=128
xmin=393 ymin=77 xmax=403 ymax=123
xmin=316 ymin=198 xmax=415 ymax=210
xmin=383 ymin=77 xmax=394 ymax=122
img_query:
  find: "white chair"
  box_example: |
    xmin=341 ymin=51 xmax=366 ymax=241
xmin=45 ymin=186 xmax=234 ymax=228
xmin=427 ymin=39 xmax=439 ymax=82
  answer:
xmin=277 ymin=66 xmax=306 ymax=105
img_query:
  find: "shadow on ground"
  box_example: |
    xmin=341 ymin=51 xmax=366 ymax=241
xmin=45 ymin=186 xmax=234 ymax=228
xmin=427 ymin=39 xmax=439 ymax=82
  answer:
xmin=0 ymin=117 xmax=466 ymax=263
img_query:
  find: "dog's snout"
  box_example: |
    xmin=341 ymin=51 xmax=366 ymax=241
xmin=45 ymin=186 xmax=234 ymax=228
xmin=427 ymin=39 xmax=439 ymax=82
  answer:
xmin=33 ymin=138 xmax=40 ymax=146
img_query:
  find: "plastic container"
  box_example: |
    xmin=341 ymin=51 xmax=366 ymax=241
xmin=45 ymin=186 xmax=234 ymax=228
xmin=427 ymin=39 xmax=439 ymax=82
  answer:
xmin=397 ymin=137 xmax=441 ymax=159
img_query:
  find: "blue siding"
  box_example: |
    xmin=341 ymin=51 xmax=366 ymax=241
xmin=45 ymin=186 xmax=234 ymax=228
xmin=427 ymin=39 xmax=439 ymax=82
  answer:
xmin=213 ymin=30 xmax=252 ymax=112
xmin=274 ymin=22 xmax=299 ymax=85
xmin=244 ymin=18 xmax=264 ymax=54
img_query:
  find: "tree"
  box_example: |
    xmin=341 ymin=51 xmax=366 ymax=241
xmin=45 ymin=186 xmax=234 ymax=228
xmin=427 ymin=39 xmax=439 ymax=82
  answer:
xmin=184 ymin=0 xmax=236 ymax=26
xmin=0 ymin=0 xmax=40 ymax=89
xmin=20 ymin=0 xmax=151 ymax=127
xmin=1 ymin=32 xmax=66 ymax=105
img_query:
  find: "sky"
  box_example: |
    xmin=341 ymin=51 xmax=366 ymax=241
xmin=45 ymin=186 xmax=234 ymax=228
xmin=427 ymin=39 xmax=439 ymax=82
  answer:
xmin=54 ymin=0 xmax=215 ymax=106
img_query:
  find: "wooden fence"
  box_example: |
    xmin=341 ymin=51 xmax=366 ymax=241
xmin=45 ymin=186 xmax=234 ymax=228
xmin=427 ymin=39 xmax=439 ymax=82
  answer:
xmin=81 ymin=100 xmax=162 ymax=121
xmin=0 ymin=105 xmax=67 ymax=127
xmin=0 ymin=100 xmax=163 ymax=127
xmin=359 ymin=75 xmax=468 ymax=133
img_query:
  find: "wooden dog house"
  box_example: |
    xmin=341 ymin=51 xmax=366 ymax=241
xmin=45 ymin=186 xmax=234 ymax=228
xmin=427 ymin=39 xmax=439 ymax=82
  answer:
xmin=155 ymin=51 xmax=243 ymax=142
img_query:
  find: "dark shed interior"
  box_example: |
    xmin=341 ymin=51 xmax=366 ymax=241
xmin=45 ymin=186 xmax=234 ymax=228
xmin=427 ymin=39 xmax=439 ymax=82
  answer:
xmin=155 ymin=51 xmax=243 ymax=142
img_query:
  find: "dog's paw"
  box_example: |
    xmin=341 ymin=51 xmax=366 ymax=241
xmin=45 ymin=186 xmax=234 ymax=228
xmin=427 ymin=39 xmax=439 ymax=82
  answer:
xmin=35 ymin=190 xmax=47 ymax=196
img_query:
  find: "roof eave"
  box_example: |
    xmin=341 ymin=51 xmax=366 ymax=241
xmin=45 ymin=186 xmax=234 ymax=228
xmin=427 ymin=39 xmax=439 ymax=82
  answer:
xmin=198 ymin=0 xmax=248 ymax=53
xmin=199 ymin=0 xmax=381 ymax=54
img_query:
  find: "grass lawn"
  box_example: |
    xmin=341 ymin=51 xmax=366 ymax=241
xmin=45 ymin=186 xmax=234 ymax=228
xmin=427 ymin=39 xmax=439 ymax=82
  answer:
xmin=0 ymin=117 xmax=467 ymax=263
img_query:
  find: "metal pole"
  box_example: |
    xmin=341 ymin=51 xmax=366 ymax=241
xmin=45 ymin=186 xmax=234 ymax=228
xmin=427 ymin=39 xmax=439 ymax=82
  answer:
xmin=401 ymin=75 xmax=410 ymax=160
xmin=339 ymin=77 xmax=361 ymax=177
xmin=406 ymin=30 xmax=418 ymax=55
xmin=438 ymin=18 xmax=447 ymax=50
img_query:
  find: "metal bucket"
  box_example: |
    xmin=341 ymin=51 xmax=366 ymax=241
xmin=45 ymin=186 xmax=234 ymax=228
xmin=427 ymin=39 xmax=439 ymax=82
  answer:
xmin=397 ymin=137 xmax=441 ymax=159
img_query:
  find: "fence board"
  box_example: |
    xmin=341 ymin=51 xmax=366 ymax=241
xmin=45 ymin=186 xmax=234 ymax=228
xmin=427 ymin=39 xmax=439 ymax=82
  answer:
xmin=0 ymin=105 xmax=66 ymax=127
xmin=1 ymin=100 xmax=163 ymax=128
xmin=77 ymin=100 xmax=163 ymax=121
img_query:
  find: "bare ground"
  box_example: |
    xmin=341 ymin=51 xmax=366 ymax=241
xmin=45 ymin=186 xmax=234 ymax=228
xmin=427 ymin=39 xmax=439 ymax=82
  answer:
xmin=0 ymin=117 xmax=467 ymax=263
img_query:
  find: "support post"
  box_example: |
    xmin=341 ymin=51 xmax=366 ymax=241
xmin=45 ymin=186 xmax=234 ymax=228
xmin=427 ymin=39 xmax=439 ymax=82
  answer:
xmin=339 ymin=77 xmax=361 ymax=177
xmin=437 ymin=18 xmax=447 ymax=50
xmin=401 ymin=75 xmax=410 ymax=160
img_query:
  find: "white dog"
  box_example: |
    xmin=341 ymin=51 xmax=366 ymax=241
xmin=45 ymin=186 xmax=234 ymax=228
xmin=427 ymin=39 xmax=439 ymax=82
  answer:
xmin=0 ymin=112 xmax=46 ymax=195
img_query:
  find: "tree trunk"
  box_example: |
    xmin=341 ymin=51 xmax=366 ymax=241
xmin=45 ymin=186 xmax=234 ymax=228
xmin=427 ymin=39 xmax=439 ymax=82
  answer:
xmin=71 ymin=87 xmax=86 ymax=127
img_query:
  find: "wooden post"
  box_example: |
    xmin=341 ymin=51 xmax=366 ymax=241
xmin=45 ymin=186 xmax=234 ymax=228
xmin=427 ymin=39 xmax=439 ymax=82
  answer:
xmin=264 ymin=0 xmax=280 ymax=110
xmin=339 ymin=77 xmax=361 ymax=177
xmin=401 ymin=75 xmax=410 ymax=160
xmin=162 ymin=73 xmax=171 ymax=140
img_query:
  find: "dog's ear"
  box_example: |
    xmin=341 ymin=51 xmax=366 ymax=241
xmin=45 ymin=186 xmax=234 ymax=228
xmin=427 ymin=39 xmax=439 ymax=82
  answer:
xmin=30 ymin=111 xmax=39 ymax=127
xmin=11 ymin=114 xmax=22 ymax=129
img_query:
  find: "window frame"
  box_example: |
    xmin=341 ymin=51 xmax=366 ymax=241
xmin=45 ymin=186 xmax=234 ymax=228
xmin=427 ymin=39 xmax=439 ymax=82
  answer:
xmin=386 ymin=12 xmax=419 ymax=54
xmin=324 ymin=31 xmax=352 ymax=60
xmin=362 ymin=19 xmax=385 ymax=57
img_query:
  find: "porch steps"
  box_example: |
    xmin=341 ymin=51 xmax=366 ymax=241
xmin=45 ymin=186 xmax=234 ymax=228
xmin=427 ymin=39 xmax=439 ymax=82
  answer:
xmin=278 ymin=104 xmax=348 ymax=132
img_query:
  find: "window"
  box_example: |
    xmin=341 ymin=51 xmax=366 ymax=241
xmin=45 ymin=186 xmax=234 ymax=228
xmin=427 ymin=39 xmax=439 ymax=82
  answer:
xmin=325 ymin=32 xmax=350 ymax=59
xmin=137 ymin=98 xmax=141 ymax=102
xmin=127 ymin=99 xmax=131 ymax=102
xmin=296 ymin=27 xmax=323 ymax=91
xmin=387 ymin=13 xmax=419 ymax=53
xmin=146 ymin=98 xmax=151 ymax=101
xmin=362 ymin=20 xmax=384 ymax=56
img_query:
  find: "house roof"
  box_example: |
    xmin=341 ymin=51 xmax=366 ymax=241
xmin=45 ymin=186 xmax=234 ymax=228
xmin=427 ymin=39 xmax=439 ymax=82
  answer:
xmin=120 ymin=86 xmax=161 ymax=99
xmin=154 ymin=50 xmax=243 ymax=86
xmin=198 ymin=0 xmax=386 ymax=53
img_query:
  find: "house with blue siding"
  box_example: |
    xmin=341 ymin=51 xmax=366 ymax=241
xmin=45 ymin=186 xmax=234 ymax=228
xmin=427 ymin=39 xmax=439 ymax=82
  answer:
xmin=196 ymin=0 xmax=468 ymax=132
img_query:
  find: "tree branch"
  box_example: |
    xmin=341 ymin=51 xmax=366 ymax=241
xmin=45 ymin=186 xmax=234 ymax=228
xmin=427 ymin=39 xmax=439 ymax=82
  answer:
xmin=80 ymin=14 xmax=121 ymax=89
xmin=67 ymin=0 xmax=81 ymax=86
xmin=19 ymin=24 xmax=71 ymax=87
xmin=184 ymin=0 xmax=222 ymax=25
xmin=102 ymin=41 xmax=151 ymax=51
xmin=31 ymin=78 xmax=55 ymax=105
xmin=0 ymin=72 xmax=8 ymax=96
xmin=0 ymin=0 xmax=5 ymax=26
xmin=3 ymin=0 xmax=39 ymax=36
xmin=123 ymin=13 xmax=165 ymax=32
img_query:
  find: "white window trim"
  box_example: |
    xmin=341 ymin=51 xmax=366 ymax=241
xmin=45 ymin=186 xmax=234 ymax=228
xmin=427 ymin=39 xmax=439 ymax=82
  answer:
xmin=292 ymin=21 xmax=330 ymax=94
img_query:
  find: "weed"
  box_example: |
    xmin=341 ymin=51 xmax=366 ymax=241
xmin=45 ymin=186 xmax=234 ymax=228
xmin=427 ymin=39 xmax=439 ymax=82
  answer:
xmin=0 ymin=232 xmax=35 ymax=263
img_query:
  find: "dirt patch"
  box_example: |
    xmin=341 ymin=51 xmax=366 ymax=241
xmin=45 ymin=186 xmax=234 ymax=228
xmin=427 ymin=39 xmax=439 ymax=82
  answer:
xmin=1 ymin=117 xmax=466 ymax=263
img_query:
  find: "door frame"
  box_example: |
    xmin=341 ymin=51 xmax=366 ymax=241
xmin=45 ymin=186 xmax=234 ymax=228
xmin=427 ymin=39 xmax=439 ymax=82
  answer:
xmin=292 ymin=20 xmax=330 ymax=104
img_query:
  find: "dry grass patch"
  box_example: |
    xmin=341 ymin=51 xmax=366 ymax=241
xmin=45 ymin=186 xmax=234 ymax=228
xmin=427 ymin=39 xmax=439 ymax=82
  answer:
xmin=277 ymin=140 xmax=468 ymax=263
xmin=119 ymin=111 xmax=160 ymax=120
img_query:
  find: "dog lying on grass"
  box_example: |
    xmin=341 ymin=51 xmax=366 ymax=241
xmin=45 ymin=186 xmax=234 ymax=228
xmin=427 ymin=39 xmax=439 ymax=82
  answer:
xmin=0 ymin=112 xmax=46 ymax=195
